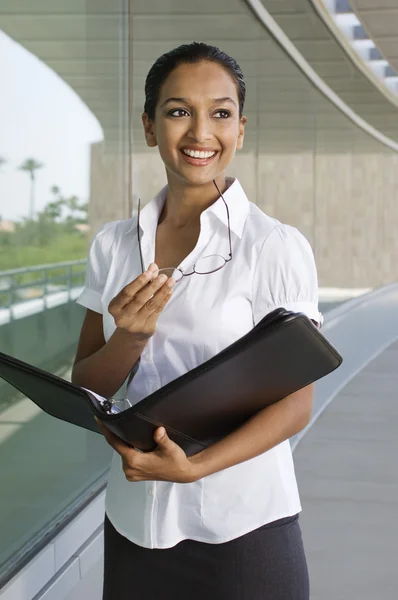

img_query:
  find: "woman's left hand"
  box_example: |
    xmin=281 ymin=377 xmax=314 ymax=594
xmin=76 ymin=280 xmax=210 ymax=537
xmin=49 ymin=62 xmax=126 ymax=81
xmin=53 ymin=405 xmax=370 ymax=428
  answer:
xmin=95 ymin=418 xmax=197 ymax=484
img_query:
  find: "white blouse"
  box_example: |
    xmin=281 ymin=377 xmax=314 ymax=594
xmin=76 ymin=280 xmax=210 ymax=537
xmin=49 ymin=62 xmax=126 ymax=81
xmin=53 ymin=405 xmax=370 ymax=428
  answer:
xmin=76 ymin=177 xmax=322 ymax=549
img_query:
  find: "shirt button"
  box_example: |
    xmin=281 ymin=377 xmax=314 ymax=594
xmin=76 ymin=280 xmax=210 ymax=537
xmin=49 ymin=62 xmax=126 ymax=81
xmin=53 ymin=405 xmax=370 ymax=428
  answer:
xmin=147 ymin=486 xmax=154 ymax=497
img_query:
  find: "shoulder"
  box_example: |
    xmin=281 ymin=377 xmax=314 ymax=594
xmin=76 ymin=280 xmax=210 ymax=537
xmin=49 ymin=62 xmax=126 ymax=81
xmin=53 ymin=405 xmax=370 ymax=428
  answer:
xmin=248 ymin=206 xmax=320 ymax=325
xmin=90 ymin=216 xmax=136 ymax=255
xmin=266 ymin=222 xmax=314 ymax=259
xmin=244 ymin=202 xmax=314 ymax=262
xmin=244 ymin=202 xmax=280 ymax=242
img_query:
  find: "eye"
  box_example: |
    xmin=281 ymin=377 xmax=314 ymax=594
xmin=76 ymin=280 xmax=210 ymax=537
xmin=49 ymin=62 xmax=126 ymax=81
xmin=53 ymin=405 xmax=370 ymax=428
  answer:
xmin=168 ymin=108 xmax=190 ymax=117
xmin=214 ymin=110 xmax=231 ymax=119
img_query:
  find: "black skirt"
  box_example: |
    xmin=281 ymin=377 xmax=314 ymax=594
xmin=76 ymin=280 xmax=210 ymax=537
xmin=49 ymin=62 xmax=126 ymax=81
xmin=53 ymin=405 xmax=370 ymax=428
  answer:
xmin=103 ymin=513 xmax=309 ymax=600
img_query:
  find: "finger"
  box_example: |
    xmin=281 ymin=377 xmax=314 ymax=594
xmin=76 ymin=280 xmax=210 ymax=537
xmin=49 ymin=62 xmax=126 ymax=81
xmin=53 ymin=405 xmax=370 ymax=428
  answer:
xmin=153 ymin=427 xmax=183 ymax=455
xmin=133 ymin=273 xmax=171 ymax=308
xmin=114 ymin=274 xmax=171 ymax=325
xmin=153 ymin=285 xmax=174 ymax=314
xmin=144 ymin=280 xmax=175 ymax=316
xmin=144 ymin=289 xmax=173 ymax=330
xmin=95 ymin=417 xmax=134 ymax=457
xmin=147 ymin=263 xmax=159 ymax=274
xmin=109 ymin=268 xmax=157 ymax=312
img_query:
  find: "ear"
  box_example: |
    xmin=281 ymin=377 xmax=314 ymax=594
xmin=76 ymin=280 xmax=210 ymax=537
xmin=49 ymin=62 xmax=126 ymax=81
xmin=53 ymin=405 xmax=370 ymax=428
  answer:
xmin=142 ymin=113 xmax=157 ymax=148
xmin=236 ymin=115 xmax=247 ymax=151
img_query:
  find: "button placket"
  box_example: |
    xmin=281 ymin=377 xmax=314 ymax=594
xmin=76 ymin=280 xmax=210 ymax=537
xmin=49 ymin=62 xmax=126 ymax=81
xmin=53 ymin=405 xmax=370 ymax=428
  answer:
xmin=143 ymin=482 xmax=154 ymax=548
xmin=148 ymin=481 xmax=157 ymax=548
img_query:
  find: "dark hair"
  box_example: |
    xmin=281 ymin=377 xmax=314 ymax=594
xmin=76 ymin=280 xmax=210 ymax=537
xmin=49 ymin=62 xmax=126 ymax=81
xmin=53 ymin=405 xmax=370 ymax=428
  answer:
xmin=144 ymin=42 xmax=246 ymax=120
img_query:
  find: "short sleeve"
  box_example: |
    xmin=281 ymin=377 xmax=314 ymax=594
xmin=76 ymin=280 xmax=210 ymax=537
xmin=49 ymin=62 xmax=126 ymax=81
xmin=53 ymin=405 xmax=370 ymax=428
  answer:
xmin=76 ymin=222 xmax=115 ymax=314
xmin=252 ymin=224 xmax=323 ymax=327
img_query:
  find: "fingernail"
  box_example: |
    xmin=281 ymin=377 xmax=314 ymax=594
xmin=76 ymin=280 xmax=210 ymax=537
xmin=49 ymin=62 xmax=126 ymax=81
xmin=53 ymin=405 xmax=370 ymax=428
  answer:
xmin=158 ymin=274 xmax=167 ymax=283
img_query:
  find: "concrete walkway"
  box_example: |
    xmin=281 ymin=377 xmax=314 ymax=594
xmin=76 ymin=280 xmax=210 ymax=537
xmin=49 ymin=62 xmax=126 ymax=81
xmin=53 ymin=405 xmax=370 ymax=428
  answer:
xmin=295 ymin=340 xmax=398 ymax=600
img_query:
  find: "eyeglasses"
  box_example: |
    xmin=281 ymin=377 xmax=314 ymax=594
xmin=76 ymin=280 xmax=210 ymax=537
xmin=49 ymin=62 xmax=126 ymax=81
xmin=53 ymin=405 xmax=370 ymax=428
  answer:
xmin=137 ymin=179 xmax=232 ymax=283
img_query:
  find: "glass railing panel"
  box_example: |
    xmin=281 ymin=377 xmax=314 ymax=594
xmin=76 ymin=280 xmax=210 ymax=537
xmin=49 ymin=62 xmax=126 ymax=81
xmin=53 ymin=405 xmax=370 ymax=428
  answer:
xmin=0 ymin=0 xmax=129 ymax=584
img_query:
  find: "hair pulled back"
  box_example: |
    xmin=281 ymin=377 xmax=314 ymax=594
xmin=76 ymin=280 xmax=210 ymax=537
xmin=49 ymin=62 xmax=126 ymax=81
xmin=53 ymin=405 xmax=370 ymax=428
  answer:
xmin=144 ymin=42 xmax=246 ymax=120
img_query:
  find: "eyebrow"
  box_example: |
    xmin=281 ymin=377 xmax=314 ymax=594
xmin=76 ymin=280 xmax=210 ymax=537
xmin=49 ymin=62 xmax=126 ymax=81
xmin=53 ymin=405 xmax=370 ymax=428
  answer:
xmin=160 ymin=96 xmax=237 ymax=108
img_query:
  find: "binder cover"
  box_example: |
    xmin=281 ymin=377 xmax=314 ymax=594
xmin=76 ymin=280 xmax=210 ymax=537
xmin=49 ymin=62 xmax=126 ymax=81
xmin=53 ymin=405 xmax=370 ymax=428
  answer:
xmin=0 ymin=309 xmax=342 ymax=456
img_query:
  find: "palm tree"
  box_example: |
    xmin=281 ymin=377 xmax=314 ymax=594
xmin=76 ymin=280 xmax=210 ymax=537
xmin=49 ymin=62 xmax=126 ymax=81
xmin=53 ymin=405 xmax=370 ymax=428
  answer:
xmin=18 ymin=158 xmax=44 ymax=219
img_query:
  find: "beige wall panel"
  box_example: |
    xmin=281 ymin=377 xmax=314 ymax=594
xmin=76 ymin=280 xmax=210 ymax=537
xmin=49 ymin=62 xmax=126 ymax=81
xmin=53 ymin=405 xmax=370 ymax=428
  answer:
xmin=89 ymin=142 xmax=129 ymax=236
xmin=381 ymin=154 xmax=398 ymax=283
xmin=132 ymin=152 xmax=167 ymax=208
xmin=314 ymin=154 xmax=353 ymax=287
xmin=256 ymin=153 xmax=315 ymax=246
xmin=350 ymin=154 xmax=382 ymax=285
xmin=314 ymin=152 xmax=398 ymax=288
xmin=228 ymin=151 xmax=258 ymax=204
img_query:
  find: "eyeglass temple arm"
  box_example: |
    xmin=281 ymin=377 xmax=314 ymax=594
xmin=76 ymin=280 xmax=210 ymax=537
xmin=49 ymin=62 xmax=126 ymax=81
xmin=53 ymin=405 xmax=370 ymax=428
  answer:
xmin=213 ymin=180 xmax=233 ymax=260
xmin=136 ymin=197 xmax=145 ymax=272
xmin=137 ymin=183 xmax=232 ymax=271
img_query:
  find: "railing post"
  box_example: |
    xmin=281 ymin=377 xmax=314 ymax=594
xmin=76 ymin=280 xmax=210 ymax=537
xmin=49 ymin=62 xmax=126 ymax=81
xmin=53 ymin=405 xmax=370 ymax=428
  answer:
xmin=9 ymin=274 xmax=14 ymax=322
xmin=43 ymin=268 xmax=48 ymax=311
xmin=67 ymin=265 xmax=72 ymax=302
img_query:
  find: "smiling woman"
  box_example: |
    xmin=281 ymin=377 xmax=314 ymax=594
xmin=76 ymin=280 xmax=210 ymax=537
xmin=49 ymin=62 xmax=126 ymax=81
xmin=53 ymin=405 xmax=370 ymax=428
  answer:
xmin=142 ymin=57 xmax=246 ymax=189
xmin=72 ymin=41 xmax=321 ymax=600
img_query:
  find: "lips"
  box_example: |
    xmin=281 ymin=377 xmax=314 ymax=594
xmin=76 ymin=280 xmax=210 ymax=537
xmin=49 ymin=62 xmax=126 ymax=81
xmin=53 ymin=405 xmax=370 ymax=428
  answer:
xmin=179 ymin=148 xmax=218 ymax=167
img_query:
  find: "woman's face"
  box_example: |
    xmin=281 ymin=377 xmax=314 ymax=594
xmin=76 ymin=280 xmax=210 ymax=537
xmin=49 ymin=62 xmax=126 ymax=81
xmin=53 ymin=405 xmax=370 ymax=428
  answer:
xmin=142 ymin=60 xmax=246 ymax=187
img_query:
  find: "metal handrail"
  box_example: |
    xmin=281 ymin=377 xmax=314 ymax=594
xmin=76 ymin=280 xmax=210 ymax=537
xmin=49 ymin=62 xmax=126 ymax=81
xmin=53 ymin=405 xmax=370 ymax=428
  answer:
xmin=0 ymin=259 xmax=87 ymax=319
xmin=0 ymin=259 xmax=87 ymax=277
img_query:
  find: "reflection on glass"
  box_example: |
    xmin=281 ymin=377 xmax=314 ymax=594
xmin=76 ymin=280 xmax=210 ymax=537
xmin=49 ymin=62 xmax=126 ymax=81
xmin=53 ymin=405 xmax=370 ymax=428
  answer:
xmin=0 ymin=2 xmax=127 ymax=577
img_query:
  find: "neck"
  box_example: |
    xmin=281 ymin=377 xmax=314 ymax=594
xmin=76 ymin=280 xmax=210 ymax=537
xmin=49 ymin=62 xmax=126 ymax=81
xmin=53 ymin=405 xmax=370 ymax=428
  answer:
xmin=159 ymin=174 xmax=229 ymax=228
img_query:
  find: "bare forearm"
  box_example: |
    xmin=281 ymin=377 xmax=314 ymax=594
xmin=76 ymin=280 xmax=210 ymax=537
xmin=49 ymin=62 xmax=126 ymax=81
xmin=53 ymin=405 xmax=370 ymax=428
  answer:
xmin=189 ymin=384 xmax=314 ymax=481
xmin=72 ymin=329 xmax=147 ymax=398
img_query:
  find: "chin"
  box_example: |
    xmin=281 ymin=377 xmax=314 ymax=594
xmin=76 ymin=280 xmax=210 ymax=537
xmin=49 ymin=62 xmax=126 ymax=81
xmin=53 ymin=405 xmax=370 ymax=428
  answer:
xmin=168 ymin=166 xmax=221 ymax=187
xmin=186 ymin=172 xmax=219 ymax=185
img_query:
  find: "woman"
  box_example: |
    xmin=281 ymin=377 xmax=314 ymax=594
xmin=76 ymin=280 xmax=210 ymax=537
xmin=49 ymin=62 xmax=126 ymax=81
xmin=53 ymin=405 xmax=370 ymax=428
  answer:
xmin=73 ymin=42 xmax=321 ymax=600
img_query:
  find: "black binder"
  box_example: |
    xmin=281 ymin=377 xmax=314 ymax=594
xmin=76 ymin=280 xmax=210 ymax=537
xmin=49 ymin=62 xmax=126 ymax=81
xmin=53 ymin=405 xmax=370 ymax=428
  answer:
xmin=0 ymin=309 xmax=342 ymax=457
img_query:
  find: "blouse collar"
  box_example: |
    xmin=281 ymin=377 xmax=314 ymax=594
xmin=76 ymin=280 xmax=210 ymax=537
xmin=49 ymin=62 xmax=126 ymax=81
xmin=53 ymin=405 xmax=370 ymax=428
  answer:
xmin=125 ymin=177 xmax=249 ymax=239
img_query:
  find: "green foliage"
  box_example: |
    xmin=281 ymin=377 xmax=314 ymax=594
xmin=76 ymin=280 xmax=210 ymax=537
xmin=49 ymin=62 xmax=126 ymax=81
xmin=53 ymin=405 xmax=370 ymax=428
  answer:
xmin=18 ymin=158 xmax=44 ymax=179
xmin=0 ymin=233 xmax=89 ymax=271
xmin=0 ymin=176 xmax=90 ymax=272
xmin=0 ymin=187 xmax=90 ymax=271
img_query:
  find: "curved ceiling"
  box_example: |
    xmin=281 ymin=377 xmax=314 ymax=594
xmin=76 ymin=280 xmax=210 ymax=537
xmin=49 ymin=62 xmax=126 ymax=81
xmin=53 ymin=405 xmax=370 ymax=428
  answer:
xmin=0 ymin=0 xmax=127 ymax=149
xmin=307 ymin=0 xmax=398 ymax=108
xmin=350 ymin=0 xmax=398 ymax=77
xmin=252 ymin=0 xmax=398 ymax=144
xmin=0 ymin=0 xmax=397 ymax=153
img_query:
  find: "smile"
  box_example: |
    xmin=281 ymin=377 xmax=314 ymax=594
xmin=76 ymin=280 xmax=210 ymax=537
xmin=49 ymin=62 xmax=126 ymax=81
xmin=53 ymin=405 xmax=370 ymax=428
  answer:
xmin=180 ymin=148 xmax=218 ymax=166
xmin=182 ymin=149 xmax=216 ymax=158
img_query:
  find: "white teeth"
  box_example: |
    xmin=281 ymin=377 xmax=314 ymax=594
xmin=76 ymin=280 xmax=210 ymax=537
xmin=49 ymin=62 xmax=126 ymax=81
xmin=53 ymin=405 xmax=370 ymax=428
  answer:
xmin=183 ymin=149 xmax=216 ymax=159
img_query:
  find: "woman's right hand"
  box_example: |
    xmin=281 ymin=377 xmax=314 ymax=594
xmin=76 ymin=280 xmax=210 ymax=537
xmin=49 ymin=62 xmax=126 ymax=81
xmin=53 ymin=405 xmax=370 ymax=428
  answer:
xmin=108 ymin=264 xmax=175 ymax=342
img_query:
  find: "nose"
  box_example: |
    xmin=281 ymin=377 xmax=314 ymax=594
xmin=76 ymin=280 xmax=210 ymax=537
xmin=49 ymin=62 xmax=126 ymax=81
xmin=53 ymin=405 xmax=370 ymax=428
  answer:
xmin=187 ymin=114 xmax=212 ymax=143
